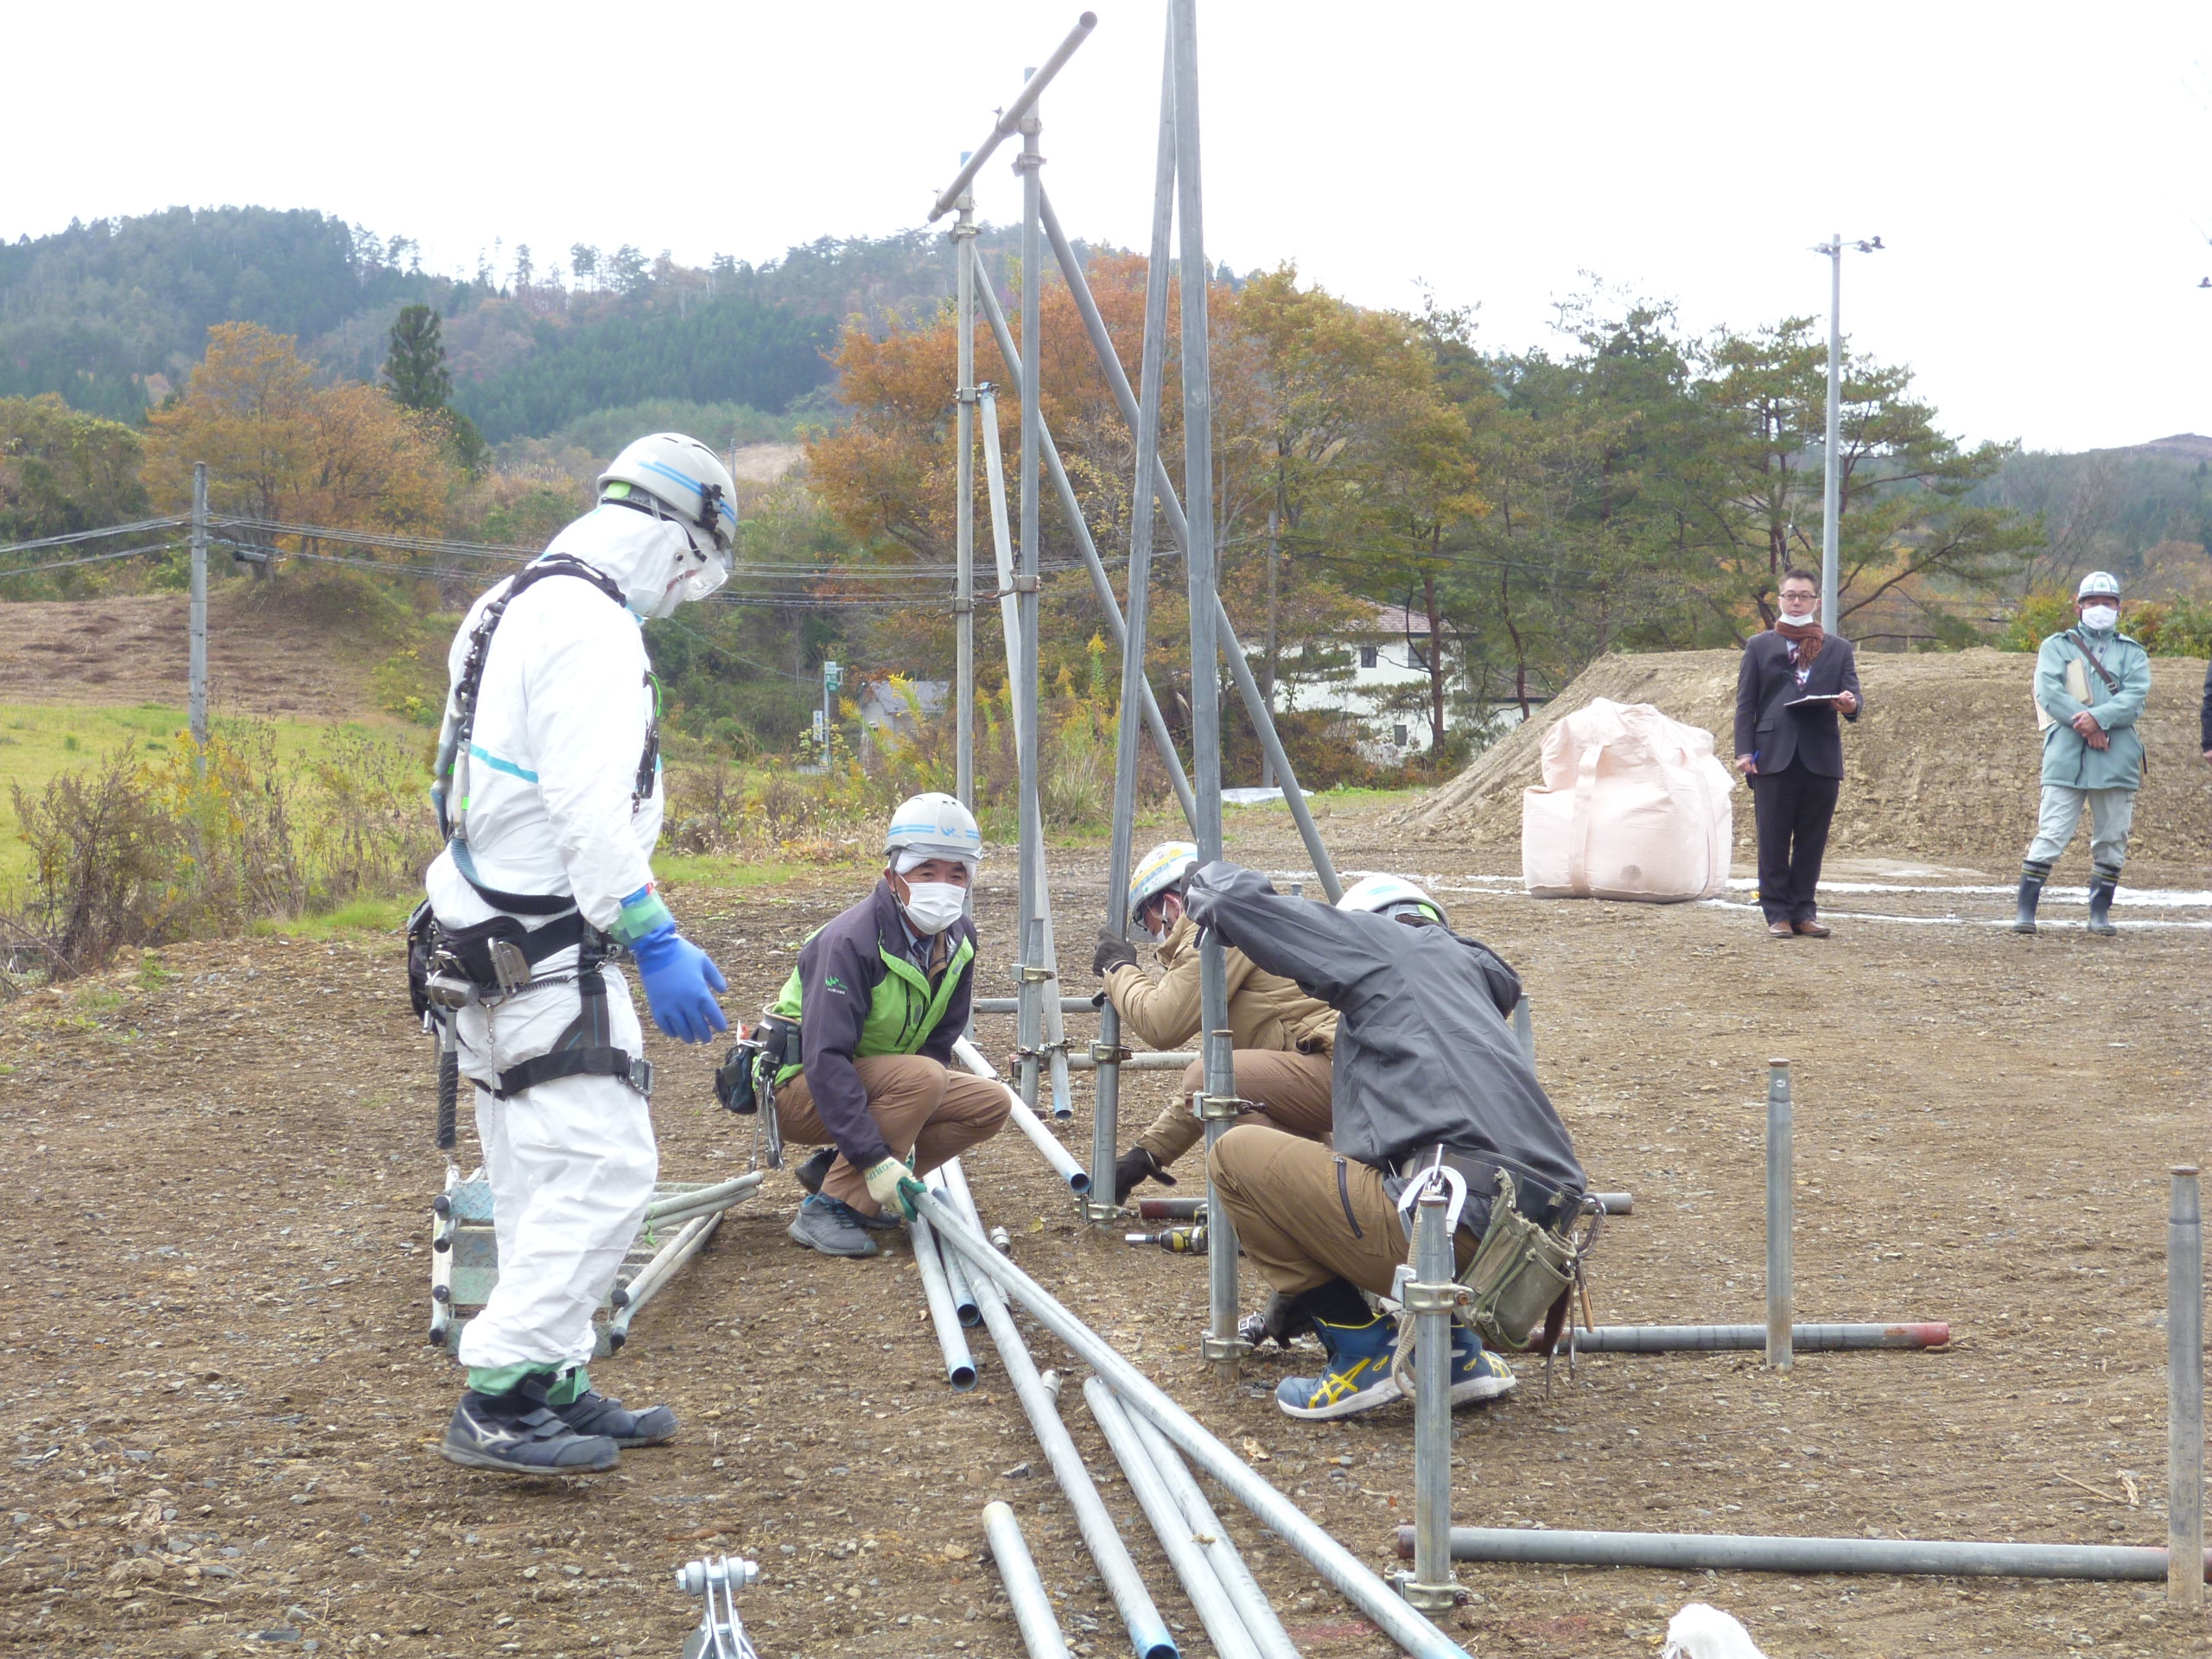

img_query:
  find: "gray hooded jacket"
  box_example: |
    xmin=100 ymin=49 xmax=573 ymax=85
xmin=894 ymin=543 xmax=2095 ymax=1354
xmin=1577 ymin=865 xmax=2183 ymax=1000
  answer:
xmin=1184 ymin=861 xmax=1584 ymax=1194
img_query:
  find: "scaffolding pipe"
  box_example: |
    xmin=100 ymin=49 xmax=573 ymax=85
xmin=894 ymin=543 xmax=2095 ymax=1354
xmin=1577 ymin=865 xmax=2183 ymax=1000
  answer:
xmin=938 ymin=1220 xmax=982 ymax=1328
xmin=953 ymin=171 xmax=977 ymax=807
xmin=952 ymin=1038 xmax=1090 ymax=1192
xmin=1121 ymin=1402 xmax=1301 ymax=1659
xmin=916 ymin=1188 xmax=1472 ymax=1659
xmin=983 ymin=1501 xmax=1072 ymax=1659
xmin=1036 ymin=186 xmax=1340 ymax=902
xmin=909 ymin=1207 xmax=980 ymax=1390
xmin=2171 ymin=1166 xmax=2203 ymax=1609
xmin=1401 ymin=1525 xmax=2212 ymax=1583
xmin=964 ymin=1224 xmax=1177 ymax=1659
xmin=1069 ymin=1049 xmax=1197 ymax=1072
xmin=1085 ymin=1378 xmax=1262 ymax=1659
xmin=1402 ymin=1186 xmax=1459 ymax=1611
xmin=974 ymin=276 xmax=1196 ymax=830
xmin=1571 ymin=1322 xmax=1949 ymax=1354
xmin=1089 ymin=998 xmax=1125 ymax=1225
xmin=927 ymin=13 xmax=1097 ymax=221
xmin=1766 ymin=1058 xmax=1793 ymax=1370
xmin=640 ymin=1173 xmax=766 ymax=1224
xmin=976 ymin=996 xmax=1096 ymax=1014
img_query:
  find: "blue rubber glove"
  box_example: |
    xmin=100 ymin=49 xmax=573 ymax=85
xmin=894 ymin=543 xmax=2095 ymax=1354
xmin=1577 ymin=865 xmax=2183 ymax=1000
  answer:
xmin=629 ymin=923 xmax=728 ymax=1044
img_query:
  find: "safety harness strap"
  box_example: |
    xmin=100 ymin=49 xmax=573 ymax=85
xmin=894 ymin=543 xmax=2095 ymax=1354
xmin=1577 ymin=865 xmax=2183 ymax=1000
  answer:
xmin=491 ymin=949 xmax=652 ymax=1100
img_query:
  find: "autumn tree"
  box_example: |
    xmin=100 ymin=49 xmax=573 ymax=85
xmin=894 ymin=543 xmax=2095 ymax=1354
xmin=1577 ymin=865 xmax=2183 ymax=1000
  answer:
xmin=146 ymin=323 xmax=453 ymax=569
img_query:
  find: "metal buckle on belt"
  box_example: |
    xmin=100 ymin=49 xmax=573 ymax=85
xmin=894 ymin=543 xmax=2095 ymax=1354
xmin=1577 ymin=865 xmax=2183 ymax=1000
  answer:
xmin=627 ymin=1056 xmax=655 ymax=1096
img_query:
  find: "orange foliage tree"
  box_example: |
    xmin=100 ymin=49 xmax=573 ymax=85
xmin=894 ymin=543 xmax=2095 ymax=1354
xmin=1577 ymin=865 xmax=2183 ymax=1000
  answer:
xmin=145 ymin=323 xmax=452 ymax=544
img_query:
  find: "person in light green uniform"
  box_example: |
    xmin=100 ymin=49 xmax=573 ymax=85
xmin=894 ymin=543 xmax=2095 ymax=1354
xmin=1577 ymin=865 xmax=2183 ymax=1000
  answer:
xmin=2014 ymin=570 xmax=2152 ymax=937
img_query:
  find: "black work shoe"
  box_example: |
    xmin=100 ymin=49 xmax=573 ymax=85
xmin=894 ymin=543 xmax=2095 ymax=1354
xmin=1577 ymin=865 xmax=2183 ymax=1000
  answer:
xmin=439 ymin=1380 xmax=620 ymax=1475
xmin=793 ymin=1146 xmax=836 ymax=1196
xmin=554 ymin=1389 xmax=677 ymax=1448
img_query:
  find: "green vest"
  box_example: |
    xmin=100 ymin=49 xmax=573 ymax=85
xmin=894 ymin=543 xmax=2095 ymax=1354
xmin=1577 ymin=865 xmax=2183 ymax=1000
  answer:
xmin=770 ymin=931 xmax=975 ymax=1084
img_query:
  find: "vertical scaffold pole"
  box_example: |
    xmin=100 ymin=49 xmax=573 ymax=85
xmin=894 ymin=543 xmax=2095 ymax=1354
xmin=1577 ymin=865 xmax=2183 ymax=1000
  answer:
xmin=954 ymin=165 xmax=977 ymax=810
xmin=1169 ymin=0 xmax=1245 ymax=1374
xmin=189 ymin=461 xmax=209 ymax=771
xmin=2169 ymin=1165 xmax=2203 ymax=1611
xmin=1766 ymin=1058 xmax=1794 ymax=1372
xmin=1013 ymin=74 xmax=1048 ymax=1116
xmin=1399 ymin=1185 xmax=1460 ymax=1611
xmin=1090 ymin=26 xmax=1179 ymax=1224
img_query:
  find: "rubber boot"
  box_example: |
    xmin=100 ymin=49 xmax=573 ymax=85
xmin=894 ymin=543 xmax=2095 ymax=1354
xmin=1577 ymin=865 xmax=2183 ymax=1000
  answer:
xmin=2012 ymin=860 xmax=2050 ymax=935
xmin=2087 ymin=864 xmax=2120 ymax=937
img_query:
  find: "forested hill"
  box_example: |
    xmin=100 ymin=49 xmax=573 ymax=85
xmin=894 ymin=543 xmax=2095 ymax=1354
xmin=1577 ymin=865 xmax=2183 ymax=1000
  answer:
xmin=0 ymin=207 xmax=1043 ymax=439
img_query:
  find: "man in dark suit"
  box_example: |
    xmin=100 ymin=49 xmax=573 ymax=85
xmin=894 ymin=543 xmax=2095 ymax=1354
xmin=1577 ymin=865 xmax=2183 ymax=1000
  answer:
xmin=1733 ymin=569 xmax=1865 ymax=938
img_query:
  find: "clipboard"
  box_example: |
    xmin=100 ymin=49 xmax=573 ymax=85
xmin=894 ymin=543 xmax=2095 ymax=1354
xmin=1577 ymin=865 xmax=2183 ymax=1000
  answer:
xmin=1783 ymin=692 xmax=1848 ymax=709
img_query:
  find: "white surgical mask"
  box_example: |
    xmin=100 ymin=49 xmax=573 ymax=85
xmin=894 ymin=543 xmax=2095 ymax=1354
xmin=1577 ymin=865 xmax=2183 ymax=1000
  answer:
xmin=900 ymin=881 xmax=968 ymax=935
xmin=1780 ymin=598 xmax=1817 ymax=621
xmin=2081 ymin=604 xmax=2118 ymax=632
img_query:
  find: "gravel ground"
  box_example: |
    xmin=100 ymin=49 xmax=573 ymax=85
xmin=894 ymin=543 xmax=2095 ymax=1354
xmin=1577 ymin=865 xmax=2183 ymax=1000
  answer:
xmin=4 ymin=798 xmax=2210 ymax=1658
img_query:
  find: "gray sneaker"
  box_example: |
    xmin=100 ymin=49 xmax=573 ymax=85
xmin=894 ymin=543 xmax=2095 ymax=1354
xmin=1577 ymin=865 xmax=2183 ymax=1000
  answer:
xmin=787 ymin=1194 xmax=881 ymax=1257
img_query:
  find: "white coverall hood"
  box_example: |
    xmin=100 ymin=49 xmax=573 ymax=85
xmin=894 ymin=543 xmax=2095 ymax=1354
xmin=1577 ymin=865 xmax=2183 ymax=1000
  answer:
xmin=543 ymin=502 xmax=719 ymax=619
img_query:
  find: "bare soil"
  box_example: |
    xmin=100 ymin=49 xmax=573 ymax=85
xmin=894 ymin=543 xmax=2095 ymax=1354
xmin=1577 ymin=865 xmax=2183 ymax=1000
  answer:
xmin=4 ymin=800 xmax=2210 ymax=1659
xmin=1399 ymin=648 xmax=2212 ymax=881
xmin=0 ymin=584 xmax=411 ymax=716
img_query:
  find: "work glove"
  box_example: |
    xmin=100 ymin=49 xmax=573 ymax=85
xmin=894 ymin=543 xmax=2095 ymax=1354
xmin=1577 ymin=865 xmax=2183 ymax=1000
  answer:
xmin=630 ymin=925 xmax=729 ymax=1044
xmin=861 ymin=1156 xmax=926 ymax=1221
xmin=1093 ymin=928 xmax=1140 ymax=979
xmin=1112 ymin=1145 xmax=1177 ymax=1206
xmin=1239 ymin=1289 xmax=1318 ymax=1351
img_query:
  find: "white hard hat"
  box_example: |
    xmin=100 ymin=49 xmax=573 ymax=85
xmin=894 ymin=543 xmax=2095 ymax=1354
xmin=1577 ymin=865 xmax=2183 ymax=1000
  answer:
xmin=1338 ymin=873 xmax=1447 ymax=927
xmin=885 ymin=792 xmax=983 ymax=866
xmin=600 ymin=432 xmax=741 ymax=554
xmin=1128 ymin=842 xmax=1198 ymax=927
xmin=2075 ymin=570 xmax=2120 ymax=601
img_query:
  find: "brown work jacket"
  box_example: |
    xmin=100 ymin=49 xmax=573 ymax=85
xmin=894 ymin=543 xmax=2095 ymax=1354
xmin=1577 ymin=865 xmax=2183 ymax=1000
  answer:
xmin=1103 ymin=912 xmax=1337 ymax=1054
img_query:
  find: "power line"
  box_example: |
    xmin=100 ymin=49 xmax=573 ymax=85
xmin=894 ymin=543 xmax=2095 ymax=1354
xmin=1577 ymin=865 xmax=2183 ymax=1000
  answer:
xmin=0 ymin=517 xmax=189 ymax=557
xmin=0 ymin=541 xmax=185 ymax=580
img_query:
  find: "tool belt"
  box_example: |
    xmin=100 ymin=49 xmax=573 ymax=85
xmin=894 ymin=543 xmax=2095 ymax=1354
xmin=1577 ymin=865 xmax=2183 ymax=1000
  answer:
xmin=1395 ymin=1145 xmax=1599 ymax=1355
xmin=715 ymin=1014 xmax=796 ymax=1116
xmin=406 ymin=902 xmax=651 ymax=1102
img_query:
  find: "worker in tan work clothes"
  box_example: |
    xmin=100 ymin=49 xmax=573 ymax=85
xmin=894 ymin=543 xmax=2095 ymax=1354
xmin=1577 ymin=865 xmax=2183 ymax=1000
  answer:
xmin=1092 ymin=842 xmax=1337 ymax=1207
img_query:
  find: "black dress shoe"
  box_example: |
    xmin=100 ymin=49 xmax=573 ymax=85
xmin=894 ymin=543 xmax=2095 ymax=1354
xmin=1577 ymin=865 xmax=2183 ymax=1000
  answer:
xmin=1792 ymin=919 xmax=1832 ymax=938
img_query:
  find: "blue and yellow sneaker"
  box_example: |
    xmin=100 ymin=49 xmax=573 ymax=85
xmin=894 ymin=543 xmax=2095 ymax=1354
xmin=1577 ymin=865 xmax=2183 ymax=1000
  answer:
xmin=1275 ymin=1313 xmax=1402 ymax=1420
xmin=1448 ymin=1325 xmax=1517 ymax=1406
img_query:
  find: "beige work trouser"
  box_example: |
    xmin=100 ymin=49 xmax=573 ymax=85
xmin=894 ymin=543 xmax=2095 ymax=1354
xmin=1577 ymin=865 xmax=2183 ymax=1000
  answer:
xmin=776 ymin=1054 xmax=1011 ymax=1219
xmin=1134 ymin=1049 xmax=1335 ymax=1170
xmin=1209 ymin=1122 xmax=1474 ymax=1299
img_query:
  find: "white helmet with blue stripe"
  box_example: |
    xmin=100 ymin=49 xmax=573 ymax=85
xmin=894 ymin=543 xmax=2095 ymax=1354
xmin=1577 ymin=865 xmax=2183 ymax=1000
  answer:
xmin=1338 ymin=872 xmax=1446 ymax=927
xmin=886 ymin=791 xmax=983 ymax=869
xmin=1128 ymin=841 xmax=1198 ymax=928
xmin=600 ymin=434 xmax=740 ymax=618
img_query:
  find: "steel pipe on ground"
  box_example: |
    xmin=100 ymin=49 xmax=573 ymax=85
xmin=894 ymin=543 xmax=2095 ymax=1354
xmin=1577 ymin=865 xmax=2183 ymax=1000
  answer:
xmin=1085 ymin=1378 xmax=1260 ymax=1659
xmin=1069 ymin=1050 xmax=1196 ymax=1072
xmin=952 ymin=1038 xmax=1090 ymax=1193
xmin=1572 ymin=1323 xmax=1949 ymax=1353
xmin=963 ymin=1219 xmax=1176 ymax=1659
xmin=1402 ymin=1526 xmax=2212 ymax=1582
xmin=915 ymin=1189 xmax=1471 ymax=1659
xmin=1120 ymin=1402 xmax=1300 ymax=1659
xmin=909 ymin=1208 xmax=979 ymax=1390
xmin=641 ymin=1172 xmax=767 ymax=1225
xmin=983 ymin=1501 xmax=1071 ymax=1659
xmin=976 ymin=997 xmax=1098 ymax=1015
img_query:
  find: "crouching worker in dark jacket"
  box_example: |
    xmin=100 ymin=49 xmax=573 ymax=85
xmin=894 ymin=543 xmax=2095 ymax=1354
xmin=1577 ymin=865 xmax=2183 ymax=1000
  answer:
xmin=772 ymin=793 xmax=1011 ymax=1257
xmin=1184 ymin=861 xmax=1587 ymax=1421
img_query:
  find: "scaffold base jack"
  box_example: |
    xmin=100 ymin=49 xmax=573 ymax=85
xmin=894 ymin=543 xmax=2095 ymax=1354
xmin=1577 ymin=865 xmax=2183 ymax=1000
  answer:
xmin=677 ymin=1555 xmax=761 ymax=1659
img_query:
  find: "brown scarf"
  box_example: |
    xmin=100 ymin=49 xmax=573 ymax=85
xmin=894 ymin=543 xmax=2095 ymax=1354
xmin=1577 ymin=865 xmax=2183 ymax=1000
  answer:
xmin=1776 ymin=617 xmax=1824 ymax=664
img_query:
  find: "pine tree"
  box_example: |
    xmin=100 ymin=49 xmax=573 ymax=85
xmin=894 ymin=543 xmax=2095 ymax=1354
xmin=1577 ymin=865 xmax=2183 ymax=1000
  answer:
xmin=384 ymin=304 xmax=452 ymax=412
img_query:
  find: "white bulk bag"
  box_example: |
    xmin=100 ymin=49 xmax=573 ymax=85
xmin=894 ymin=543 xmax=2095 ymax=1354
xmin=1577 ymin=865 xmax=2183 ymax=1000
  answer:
xmin=1521 ymin=697 xmax=1736 ymax=902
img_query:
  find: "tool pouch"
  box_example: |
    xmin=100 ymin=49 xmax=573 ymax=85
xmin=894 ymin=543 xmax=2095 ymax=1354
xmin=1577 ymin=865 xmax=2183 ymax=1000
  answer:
xmin=406 ymin=899 xmax=437 ymax=1020
xmin=432 ymin=914 xmax=537 ymax=995
xmin=715 ymin=1031 xmax=765 ymax=1116
xmin=1458 ymin=1169 xmax=1582 ymax=1353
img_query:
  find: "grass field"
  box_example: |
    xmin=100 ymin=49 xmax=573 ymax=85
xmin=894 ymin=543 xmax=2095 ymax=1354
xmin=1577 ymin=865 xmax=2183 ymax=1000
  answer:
xmin=0 ymin=701 xmax=426 ymax=889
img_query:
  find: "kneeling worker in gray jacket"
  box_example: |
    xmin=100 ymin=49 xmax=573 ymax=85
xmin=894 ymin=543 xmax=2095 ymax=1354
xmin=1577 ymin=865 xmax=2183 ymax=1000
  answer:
xmin=1184 ymin=861 xmax=1586 ymax=1421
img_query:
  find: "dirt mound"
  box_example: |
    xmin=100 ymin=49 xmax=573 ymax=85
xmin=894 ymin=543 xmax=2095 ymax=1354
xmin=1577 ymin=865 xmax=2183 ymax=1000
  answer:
xmin=0 ymin=582 xmax=421 ymax=717
xmin=1397 ymin=646 xmax=2212 ymax=875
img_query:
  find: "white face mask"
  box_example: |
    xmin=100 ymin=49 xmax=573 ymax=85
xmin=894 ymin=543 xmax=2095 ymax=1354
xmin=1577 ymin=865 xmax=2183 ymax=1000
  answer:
xmin=1146 ymin=895 xmax=1182 ymax=944
xmin=2081 ymin=604 xmax=2118 ymax=632
xmin=1779 ymin=595 xmax=1818 ymax=622
xmin=900 ymin=881 xmax=968 ymax=936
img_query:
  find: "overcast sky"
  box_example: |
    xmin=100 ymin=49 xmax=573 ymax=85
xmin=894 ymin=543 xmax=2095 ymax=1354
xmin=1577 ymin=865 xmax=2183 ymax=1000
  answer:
xmin=10 ymin=2 xmax=2208 ymax=454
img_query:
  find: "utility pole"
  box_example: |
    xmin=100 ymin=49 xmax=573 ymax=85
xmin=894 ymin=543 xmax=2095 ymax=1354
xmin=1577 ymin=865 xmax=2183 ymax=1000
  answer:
xmin=1261 ymin=500 xmax=1279 ymax=790
xmin=189 ymin=461 xmax=209 ymax=772
xmin=1814 ymin=232 xmax=1882 ymax=632
xmin=822 ymin=659 xmax=840 ymax=769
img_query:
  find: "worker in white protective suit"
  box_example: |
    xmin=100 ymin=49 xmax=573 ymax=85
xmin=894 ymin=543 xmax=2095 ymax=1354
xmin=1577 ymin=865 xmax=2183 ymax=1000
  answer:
xmin=422 ymin=432 xmax=734 ymax=1475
